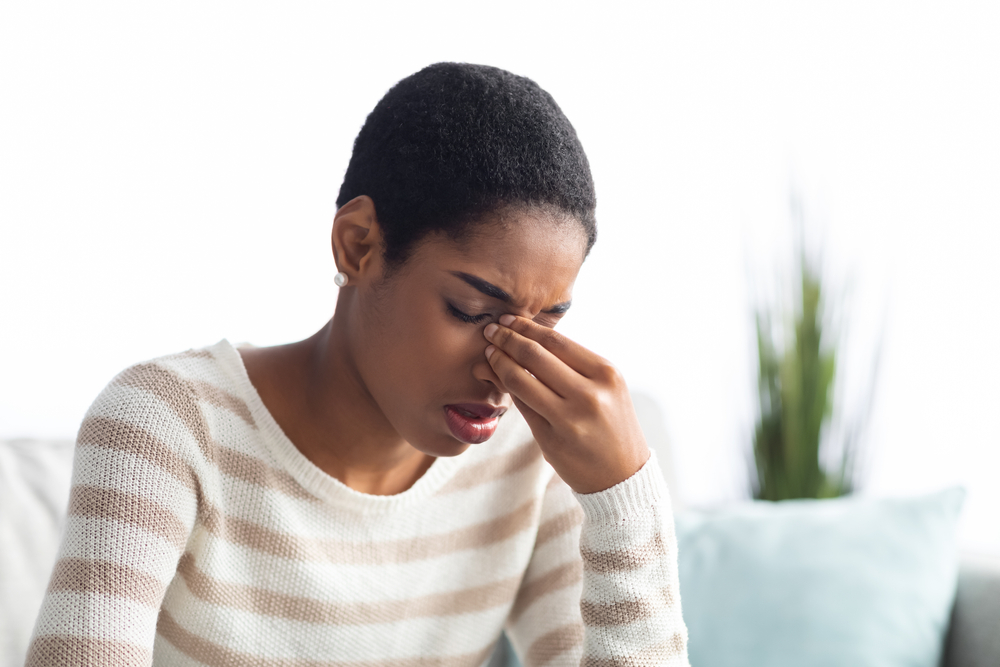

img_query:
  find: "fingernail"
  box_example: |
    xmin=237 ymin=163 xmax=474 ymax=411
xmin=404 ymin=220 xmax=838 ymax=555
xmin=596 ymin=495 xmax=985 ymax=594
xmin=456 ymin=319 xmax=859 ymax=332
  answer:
xmin=499 ymin=314 xmax=515 ymax=326
xmin=485 ymin=345 xmax=495 ymax=360
xmin=484 ymin=323 xmax=498 ymax=339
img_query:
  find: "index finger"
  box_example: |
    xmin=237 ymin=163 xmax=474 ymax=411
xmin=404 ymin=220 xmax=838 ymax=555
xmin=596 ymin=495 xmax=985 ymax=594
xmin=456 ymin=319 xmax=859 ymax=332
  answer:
xmin=497 ymin=314 xmax=608 ymax=379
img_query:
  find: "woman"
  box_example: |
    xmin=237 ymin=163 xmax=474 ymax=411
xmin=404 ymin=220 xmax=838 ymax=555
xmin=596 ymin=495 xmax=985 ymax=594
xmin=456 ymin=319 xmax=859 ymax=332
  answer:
xmin=27 ymin=63 xmax=689 ymax=667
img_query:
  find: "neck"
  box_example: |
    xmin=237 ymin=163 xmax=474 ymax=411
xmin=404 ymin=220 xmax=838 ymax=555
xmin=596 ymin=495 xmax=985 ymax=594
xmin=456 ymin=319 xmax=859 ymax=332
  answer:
xmin=242 ymin=316 xmax=433 ymax=496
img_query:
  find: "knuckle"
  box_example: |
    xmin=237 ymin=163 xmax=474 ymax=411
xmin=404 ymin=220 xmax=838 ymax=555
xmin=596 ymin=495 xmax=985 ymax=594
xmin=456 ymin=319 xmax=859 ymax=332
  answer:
xmin=502 ymin=332 xmax=536 ymax=364
xmin=596 ymin=389 xmax=619 ymax=412
xmin=490 ymin=348 xmax=509 ymax=371
xmin=492 ymin=326 xmax=514 ymax=346
xmin=491 ymin=352 xmax=516 ymax=380
xmin=509 ymin=316 xmax=530 ymax=332
xmin=542 ymin=328 xmax=567 ymax=351
xmin=595 ymin=361 xmax=622 ymax=385
xmin=520 ymin=340 xmax=545 ymax=365
xmin=578 ymin=390 xmax=602 ymax=413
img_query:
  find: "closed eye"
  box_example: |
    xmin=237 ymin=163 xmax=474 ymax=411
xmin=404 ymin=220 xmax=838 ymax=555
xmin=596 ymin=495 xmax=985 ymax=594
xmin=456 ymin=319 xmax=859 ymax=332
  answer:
xmin=447 ymin=303 xmax=492 ymax=325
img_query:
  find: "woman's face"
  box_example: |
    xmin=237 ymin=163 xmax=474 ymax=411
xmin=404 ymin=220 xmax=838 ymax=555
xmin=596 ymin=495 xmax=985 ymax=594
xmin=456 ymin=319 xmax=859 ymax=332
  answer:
xmin=347 ymin=208 xmax=588 ymax=458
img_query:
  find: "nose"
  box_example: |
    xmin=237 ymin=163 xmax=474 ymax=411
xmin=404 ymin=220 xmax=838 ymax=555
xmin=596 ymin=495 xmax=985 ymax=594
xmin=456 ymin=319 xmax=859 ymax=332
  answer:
xmin=472 ymin=357 xmax=508 ymax=397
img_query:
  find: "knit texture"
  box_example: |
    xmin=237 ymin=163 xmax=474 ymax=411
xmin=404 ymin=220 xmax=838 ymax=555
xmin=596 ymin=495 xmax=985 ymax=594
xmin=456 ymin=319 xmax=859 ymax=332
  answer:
xmin=26 ymin=340 xmax=689 ymax=666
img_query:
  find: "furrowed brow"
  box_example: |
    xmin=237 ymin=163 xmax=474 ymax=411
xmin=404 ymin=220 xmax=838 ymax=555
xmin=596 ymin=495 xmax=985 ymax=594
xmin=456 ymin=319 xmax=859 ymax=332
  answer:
xmin=450 ymin=271 xmax=571 ymax=314
xmin=451 ymin=272 xmax=511 ymax=303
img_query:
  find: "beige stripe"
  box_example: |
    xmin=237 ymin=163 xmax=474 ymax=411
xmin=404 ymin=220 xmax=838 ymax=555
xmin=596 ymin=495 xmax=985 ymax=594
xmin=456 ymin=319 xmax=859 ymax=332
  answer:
xmin=79 ymin=416 xmax=197 ymax=490
xmin=116 ymin=361 xmax=258 ymax=446
xmin=436 ymin=442 xmax=542 ymax=494
xmin=156 ymin=350 xmax=256 ymax=428
xmin=157 ymin=609 xmax=497 ymax=667
xmin=534 ymin=506 xmax=583 ymax=549
xmin=158 ymin=609 xmax=274 ymax=667
xmin=525 ymin=623 xmax=584 ymax=666
xmin=509 ymin=561 xmax=582 ymax=623
xmin=580 ymin=532 xmax=667 ymax=574
xmin=26 ymin=635 xmax=153 ymax=667
xmin=580 ymin=587 xmax=675 ymax=627
xmin=176 ymin=552 xmax=521 ymax=624
xmin=115 ymin=363 xmax=312 ymax=501
xmin=48 ymin=557 xmax=165 ymax=607
xmin=581 ymin=633 xmax=687 ymax=667
xmin=115 ymin=363 xmax=217 ymax=460
xmin=189 ymin=377 xmax=256 ymax=426
xmin=69 ymin=484 xmax=189 ymax=550
xmin=216 ymin=445 xmax=316 ymax=500
xmin=200 ymin=496 xmax=538 ymax=565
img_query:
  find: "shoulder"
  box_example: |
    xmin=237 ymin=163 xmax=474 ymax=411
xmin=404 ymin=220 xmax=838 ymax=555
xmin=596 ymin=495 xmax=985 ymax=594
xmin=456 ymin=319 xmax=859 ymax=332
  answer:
xmin=79 ymin=340 xmax=252 ymax=465
xmin=111 ymin=340 xmax=247 ymax=406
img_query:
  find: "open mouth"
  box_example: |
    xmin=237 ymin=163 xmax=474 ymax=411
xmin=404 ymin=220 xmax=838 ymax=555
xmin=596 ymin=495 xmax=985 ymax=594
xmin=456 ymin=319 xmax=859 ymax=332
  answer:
xmin=443 ymin=403 xmax=507 ymax=444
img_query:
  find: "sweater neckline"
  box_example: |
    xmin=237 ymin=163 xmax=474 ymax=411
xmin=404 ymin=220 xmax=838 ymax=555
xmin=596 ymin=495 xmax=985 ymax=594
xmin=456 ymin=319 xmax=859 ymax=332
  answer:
xmin=210 ymin=338 xmax=466 ymax=513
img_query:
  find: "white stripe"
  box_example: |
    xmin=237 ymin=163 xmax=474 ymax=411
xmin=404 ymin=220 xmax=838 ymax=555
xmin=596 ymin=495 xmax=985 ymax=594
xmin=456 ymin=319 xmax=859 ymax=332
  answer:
xmin=578 ymin=560 xmax=669 ymax=603
xmin=213 ymin=475 xmax=541 ymax=545
xmin=58 ymin=515 xmax=184 ymax=578
xmin=579 ymin=515 xmax=673 ymax=553
xmin=34 ymin=591 xmax=160 ymax=645
xmin=506 ymin=584 xmax=582 ymax=647
xmin=184 ymin=525 xmax=536 ymax=602
xmin=152 ymin=630 xmax=200 ymax=666
xmin=526 ymin=525 xmax=582 ymax=571
xmin=537 ymin=482 xmax=580 ymax=519
xmin=73 ymin=443 xmax=196 ymax=511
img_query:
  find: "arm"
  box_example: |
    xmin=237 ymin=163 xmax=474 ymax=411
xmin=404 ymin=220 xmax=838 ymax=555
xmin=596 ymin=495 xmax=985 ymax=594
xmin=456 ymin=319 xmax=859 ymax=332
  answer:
xmin=486 ymin=316 xmax=690 ymax=666
xmin=506 ymin=454 xmax=687 ymax=666
xmin=573 ymin=451 xmax=687 ymax=665
xmin=25 ymin=363 xmax=202 ymax=667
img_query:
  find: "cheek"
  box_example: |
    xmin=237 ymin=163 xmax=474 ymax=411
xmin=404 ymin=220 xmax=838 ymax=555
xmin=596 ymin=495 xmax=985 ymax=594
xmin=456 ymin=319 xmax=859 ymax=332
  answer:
xmin=407 ymin=323 xmax=493 ymax=403
xmin=362 ymin=293 xmax=483 ymax=389
xmin=413 ymin=322 xmax=488 ymax=378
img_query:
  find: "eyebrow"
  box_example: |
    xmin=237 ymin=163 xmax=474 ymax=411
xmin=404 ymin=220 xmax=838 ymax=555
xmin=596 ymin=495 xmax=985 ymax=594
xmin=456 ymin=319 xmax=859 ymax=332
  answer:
xmin=450 ymin=271 xmax=572 ymax=315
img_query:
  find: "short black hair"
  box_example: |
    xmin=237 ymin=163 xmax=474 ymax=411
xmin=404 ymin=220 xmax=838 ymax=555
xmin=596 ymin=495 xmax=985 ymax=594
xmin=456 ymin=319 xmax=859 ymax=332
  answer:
xmin=336 ymin=62 xmax=597 ymax=268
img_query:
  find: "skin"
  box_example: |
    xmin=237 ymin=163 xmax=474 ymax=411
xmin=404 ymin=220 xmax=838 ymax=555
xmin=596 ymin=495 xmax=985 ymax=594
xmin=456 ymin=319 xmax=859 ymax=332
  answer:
xmin=240 ymin=195 xmax=650 ymax=496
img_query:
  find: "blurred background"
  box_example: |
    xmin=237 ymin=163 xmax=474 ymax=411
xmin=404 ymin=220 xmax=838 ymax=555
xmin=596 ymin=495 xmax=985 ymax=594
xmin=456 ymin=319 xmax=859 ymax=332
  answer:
xmin=1 ymin=2 xmax=997 ymax=554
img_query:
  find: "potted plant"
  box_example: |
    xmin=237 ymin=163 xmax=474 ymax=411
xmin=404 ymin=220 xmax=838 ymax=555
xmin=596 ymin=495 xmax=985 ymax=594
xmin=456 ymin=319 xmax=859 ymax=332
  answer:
xmin=751 ymin=199 xmax=878 ymax=500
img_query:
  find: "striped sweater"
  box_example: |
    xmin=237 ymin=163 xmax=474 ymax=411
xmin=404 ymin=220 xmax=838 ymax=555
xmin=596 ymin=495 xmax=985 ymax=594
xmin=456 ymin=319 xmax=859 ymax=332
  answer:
xmin=26 ymin=339 xmax=689 ymax=667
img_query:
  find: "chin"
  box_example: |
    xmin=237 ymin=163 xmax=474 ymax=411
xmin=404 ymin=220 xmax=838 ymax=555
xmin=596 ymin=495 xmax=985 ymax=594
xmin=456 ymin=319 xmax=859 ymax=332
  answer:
xmin=417 ymin=437 xmax=473 ymax=458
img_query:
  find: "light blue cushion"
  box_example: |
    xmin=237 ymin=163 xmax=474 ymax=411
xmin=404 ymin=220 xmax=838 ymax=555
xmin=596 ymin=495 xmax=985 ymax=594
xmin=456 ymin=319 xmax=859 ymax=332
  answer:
xmin=675 ymin=488 xmax=965 ymax=667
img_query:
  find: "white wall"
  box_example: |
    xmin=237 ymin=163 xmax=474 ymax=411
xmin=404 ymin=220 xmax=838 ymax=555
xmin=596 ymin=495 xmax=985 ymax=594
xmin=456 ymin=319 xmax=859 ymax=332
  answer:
xmin=2 ymin=2 xmax=997 ymax=554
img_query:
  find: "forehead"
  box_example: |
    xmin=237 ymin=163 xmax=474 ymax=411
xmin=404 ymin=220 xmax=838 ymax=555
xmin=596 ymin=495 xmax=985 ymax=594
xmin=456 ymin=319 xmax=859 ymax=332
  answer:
xmin=415 ymin=210 xmax=588 ymax=308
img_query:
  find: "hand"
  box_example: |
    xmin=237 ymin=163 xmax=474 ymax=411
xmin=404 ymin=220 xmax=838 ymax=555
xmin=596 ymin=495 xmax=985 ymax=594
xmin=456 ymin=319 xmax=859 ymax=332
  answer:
xmin=484 ymin=314 xmax=650 ymax=495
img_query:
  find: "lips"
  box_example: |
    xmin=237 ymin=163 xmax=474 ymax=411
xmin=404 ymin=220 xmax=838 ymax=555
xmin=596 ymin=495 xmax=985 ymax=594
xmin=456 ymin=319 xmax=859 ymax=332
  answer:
xmin=443 ymin=403 xmax=507 ymax=444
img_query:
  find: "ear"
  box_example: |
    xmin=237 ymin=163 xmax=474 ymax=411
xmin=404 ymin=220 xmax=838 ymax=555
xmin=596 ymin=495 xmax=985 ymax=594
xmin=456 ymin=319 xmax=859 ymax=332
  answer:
xmin=331 ymin=196 xmax=383 ymax=283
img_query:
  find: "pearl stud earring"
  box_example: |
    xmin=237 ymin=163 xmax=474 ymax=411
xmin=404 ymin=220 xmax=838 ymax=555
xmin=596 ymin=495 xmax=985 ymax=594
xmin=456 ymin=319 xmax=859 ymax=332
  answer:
xmin=334 ymin=272 xmax=349 ymax=287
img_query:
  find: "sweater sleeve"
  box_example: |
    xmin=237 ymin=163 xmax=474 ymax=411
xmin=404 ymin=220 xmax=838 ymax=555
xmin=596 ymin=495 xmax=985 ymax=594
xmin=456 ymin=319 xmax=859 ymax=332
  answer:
xmin=25 ymin=363 xmax=202 ymax=667
xmin=505 ymin=451 xmax=689 ymax=666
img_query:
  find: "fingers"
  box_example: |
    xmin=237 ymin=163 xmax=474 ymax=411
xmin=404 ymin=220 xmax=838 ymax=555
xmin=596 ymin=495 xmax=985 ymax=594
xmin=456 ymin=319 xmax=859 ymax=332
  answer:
xmin=485 ymin=343 xmax=560 ymax=419
xmin=495 ymin=315 xmax=609 ymax=380
xmin=484 ymin=314 xmax=627 ymax=429
xmin=510 ymin=395 xmax=550 ymax=437
xmin=484 ymin=321 xmax=582 ymax=399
